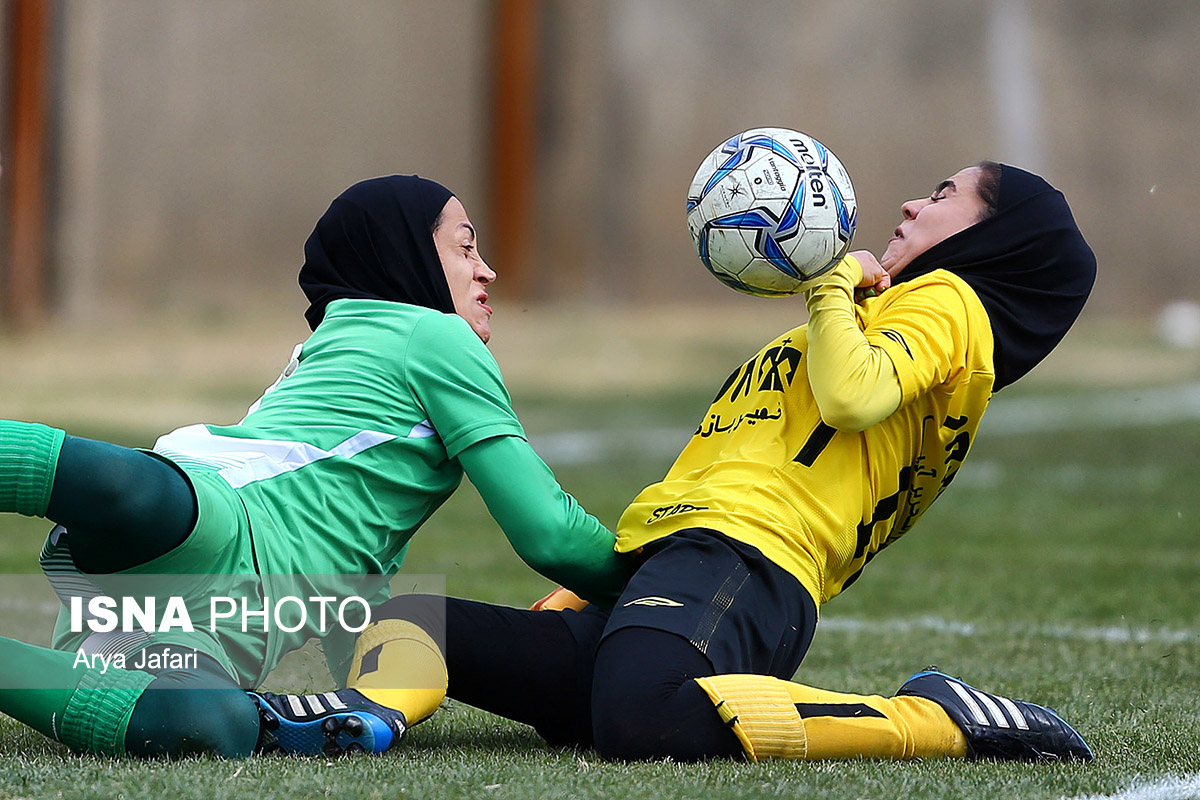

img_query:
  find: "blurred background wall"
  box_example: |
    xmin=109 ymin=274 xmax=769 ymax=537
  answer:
xmin=2 ymin=0 xmax=1198 ymax=330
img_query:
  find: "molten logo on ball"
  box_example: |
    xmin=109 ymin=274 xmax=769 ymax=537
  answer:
xmin=687 ymin=127 xmax=857 ymax=297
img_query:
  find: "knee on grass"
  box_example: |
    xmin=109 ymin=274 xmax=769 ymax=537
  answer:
xmin=125 ymin=678 xmax=260 ymax=758
xmin=590 ymin=628 xmax=745 ymax=762
xmin=591 ymin=679 xmax=737 ymax=762
xmin=590 ymin=667 xmax=742 ymax=761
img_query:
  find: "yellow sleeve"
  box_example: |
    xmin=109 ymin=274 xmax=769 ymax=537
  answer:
xmin=803 ymin=256 xmax=902 ymax=432
xmin=862 ymin=275 xmax=979 ymax=407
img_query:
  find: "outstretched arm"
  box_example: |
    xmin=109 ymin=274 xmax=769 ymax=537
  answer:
xmin=458 ymin=435 xmax=633 ymax=607
xmin=404 ymin=314 xmax=634 ymax=607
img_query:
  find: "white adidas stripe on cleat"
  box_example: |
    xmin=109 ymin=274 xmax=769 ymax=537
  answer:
xmin=896 ymin=669 xmax=1092 ymax=762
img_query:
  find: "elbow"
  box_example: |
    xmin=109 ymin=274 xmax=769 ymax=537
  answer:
xmin=513 ymin=526 xmax=583 ymax=576
xmin=520 ymin=545 xmax=569 ymax=576
xmin=811 ymin=368 xmax=902 ymax=432
xmin=815 ymin=393 xmax=879 ymax=433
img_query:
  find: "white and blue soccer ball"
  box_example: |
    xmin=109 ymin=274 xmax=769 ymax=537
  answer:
xmin=687 ymin=127 xmax=857 ymax=297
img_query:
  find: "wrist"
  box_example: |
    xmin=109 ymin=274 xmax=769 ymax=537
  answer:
xmin=839 ymin=254 xmax=864 ymax=286
xmin=804 ymin=256 xmax=860 ymax=311
xmin=805 ymin=255 xmax=861 ymax=294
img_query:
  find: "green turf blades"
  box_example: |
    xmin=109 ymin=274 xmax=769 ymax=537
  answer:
xmin=1 ymin=391 xmax=1199 ymax=796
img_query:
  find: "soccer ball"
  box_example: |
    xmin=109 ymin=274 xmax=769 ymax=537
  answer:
xmin=686 ymin=127 xmax=857 ymax=297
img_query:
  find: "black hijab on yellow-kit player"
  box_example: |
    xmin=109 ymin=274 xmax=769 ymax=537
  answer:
xmin=894 ymin=165 xmax=1097 ymax=391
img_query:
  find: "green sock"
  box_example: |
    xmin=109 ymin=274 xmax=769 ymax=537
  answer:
xmin=0 ymin=421 xmax=66 ymax=516
xmin=63 ymin=664 xmax=156 ymax=756
xmin=0 ymin=635 xmax=154 ymax=755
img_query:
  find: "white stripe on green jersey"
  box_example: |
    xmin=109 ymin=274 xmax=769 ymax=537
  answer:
xmin=153 ymin=298 xmax=525 ymax=578
xmin=155 ymin=425 xmax=399 ymax=489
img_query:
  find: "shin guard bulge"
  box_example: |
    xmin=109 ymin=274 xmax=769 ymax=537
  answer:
xmin=348 ymin=619 xmax=447 ymax=725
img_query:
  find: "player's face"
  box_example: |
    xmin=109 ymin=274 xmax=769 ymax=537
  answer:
xmin=434 ymin=197 xmax=496 ymax=343
xmin=880 ymin=166 xmax=987 ymax=278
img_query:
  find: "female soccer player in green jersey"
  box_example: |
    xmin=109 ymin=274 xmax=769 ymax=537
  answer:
xmin=0 ymin=175 xmax=632 ymax=758
xmin=287 ymin=162 xmax=1100 ymax=763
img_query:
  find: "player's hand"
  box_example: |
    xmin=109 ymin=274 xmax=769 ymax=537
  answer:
xmin=851 ymin=250 xmax=890 ymax=301
xmin=530 ymin=586 xmax=589 ymax=612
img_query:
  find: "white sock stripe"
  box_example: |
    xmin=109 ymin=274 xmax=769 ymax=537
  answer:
xmin=286 ymin=694 xmax=307 ymax=717
xmin=304 ymin=694 xmax=326 ymax=714
xmin=971 ymin=688 xmax=1010 ymax=729
xmin=998 ymin=696 xmax=1030 ymax=730
xmin=323 ymin=692 xmax=348 ymax=710
xmin=947 ymin=679 xmax=990 ymax=725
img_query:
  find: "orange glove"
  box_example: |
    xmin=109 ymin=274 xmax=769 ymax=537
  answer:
xmin=530 ymin=586 xmax=590 ymax=612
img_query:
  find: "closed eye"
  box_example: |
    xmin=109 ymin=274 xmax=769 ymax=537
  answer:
xmin=930 ymin=179 xmax=955 ymax=202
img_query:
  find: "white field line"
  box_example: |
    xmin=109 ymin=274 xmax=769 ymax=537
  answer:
xmin=528 ymin=382 xmax=1200 ymax=464
xmin=531 ymin=427 xmax=688 ymax=465
xmin=816 ymin=615 xmax=1199 ymax=645
xmin=984 ymin=381 xmax=1200 ymax=434
xmin=0 ymin=596 xmax=62 ymax=615
xmin=2 ymin=590 xmax=1191 ymax=647
xmin=825 ymin=616 xmax=1200 ymax=800
xmin=1060 ymin=773 xmax=1200 ymax=800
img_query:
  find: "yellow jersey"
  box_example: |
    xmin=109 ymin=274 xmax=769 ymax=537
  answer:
xmin=616 ymin=269 xmax=996 ymax=608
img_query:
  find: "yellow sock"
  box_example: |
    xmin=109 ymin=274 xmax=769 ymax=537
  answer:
xmin=782 ymin=681 xmax=967 ymax=760
xmin=695 ymin=674 xmax=967 ymax=761
xmin=347 ymin=619 xmax=447 ymax=725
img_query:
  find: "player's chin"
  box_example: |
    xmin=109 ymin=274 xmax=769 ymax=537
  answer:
xmin=474 ymin=318 xmax=492 ymax=344
xmin=881 ymin=252 xmax=911 ymax=280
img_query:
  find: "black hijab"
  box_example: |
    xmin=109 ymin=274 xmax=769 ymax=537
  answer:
xmin=893 ymin=164 xmax=1097 ymax=391
xmin=299 ymin=175 xmax=456 ymax=330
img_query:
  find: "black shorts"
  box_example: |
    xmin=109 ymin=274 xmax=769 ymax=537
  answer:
xmin=563 ymin=527 xmax=818 ymax=680
xmin=373 ymin=528 xmax=818 ymax=752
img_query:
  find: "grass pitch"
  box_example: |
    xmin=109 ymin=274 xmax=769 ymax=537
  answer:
xmin=0 ymin=311 xmax=1198 ymax=799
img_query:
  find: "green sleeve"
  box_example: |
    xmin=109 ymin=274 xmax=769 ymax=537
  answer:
xmin=458 ymin=435 xmax=634 ymax=607
xmin=406 ymin=313 xmax=525 ymax=458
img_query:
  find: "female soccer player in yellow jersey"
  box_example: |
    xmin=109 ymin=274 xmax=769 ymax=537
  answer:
xmin=266 ymin=163 xmax=1099 ymax=763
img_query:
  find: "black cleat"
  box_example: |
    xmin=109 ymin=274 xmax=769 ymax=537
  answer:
xmin=252 ymin=689 xmax=407 ymax=756
xmin=897 ymin=669 xmax=1093 ymax=762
